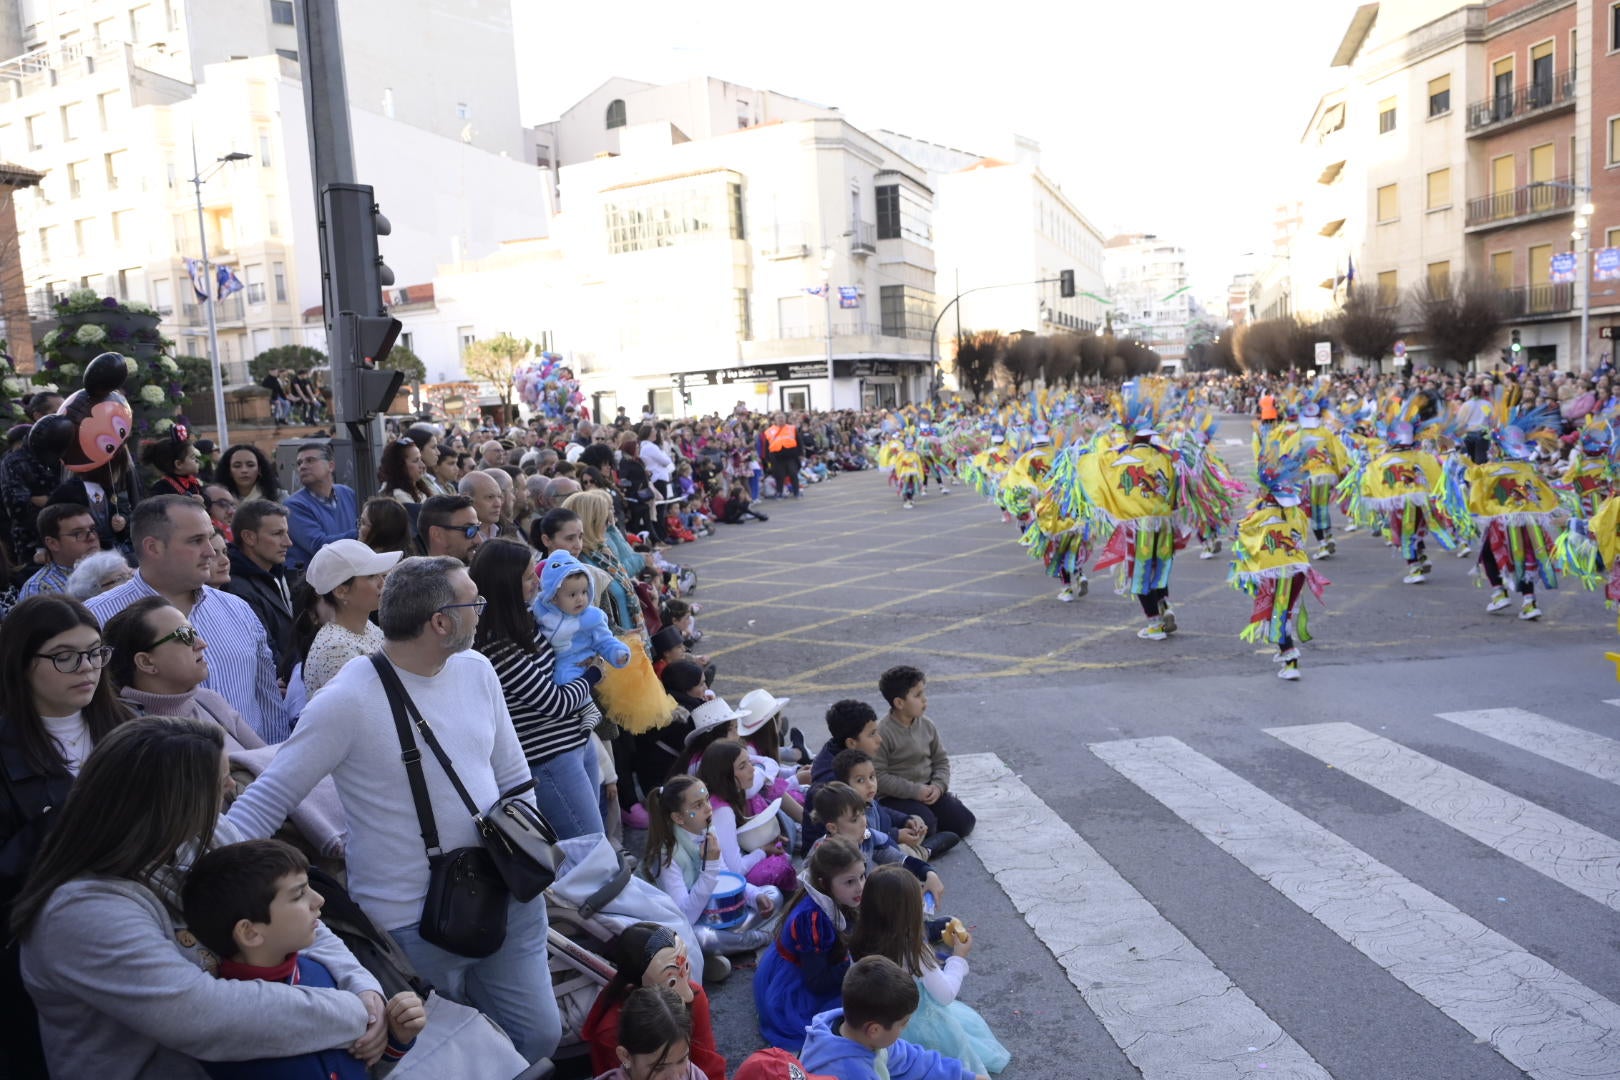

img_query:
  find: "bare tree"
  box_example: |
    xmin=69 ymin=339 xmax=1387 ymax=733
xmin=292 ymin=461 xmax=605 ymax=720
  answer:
xmin=462 ymin=332 xmax=533 ymax=418
xmin=1410 ymin=274 xmax=1505 ymax=371
xmin=950 ymin=331 xmax=1004 ymax=400
xmin=1237 ymin=316 xmax=1325 ymax=373
xmin=998 ymin=334 xmax=1044 ymax=393
xmin=1330 ymin=288 xmax=1402 ymax=369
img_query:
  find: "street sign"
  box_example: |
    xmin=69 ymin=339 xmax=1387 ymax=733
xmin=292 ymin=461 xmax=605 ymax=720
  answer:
xmin=1393 ymin=340 xmax=1407 ymax=359
xmin=1314 ymin=341 xmax=1332 ymax=367
xmin=1600 ymin=326 xmax=1618 ymax=340
xmin=1550 ymin=251 xmax=1577 ymax=284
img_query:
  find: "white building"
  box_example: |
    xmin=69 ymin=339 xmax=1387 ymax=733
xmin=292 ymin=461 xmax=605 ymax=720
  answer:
xmin=875 ymin=131 xmax=1107 ymax=382
xmin=1104 ymin=234 xmax=1194 ymax=371
xmin=0 ymin=0 xmax=544 ymax=380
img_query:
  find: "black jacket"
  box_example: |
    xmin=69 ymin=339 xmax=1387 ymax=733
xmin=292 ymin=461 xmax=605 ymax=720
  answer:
xmin=224 ymin=545 xmax=296 ymax=677
xmin=0 ymin=724 xmax=66 ymax=1079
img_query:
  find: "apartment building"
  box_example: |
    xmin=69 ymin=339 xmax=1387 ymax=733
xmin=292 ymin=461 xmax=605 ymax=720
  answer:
xmin=1104 ymin=233 xmax=1194 ymax=371
xmin=0 ymin=0 xmax=542 ymax=380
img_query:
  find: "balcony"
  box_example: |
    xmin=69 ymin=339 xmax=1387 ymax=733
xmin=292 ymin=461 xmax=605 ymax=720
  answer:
xmin=1464 ymin=177 xmax=1575 ymax=231
xmin=1499 ymin=282 xmax=1574 ymax=318
xmin=847 ymin=221 xmax=876 ymax=255
xmin=180 ymin=296 xmax=246 ymax=324
xmin=1466 ymin=70 xmax=1576 ymax=135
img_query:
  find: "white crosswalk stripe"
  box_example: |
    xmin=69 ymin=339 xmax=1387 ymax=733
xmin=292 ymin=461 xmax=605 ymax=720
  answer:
xmin=1088 ymin=733 xmax=1620 ymax=1080
xmin=1435 ymin=707 xmax=1620 ymax=787
xmin=952 ymin=753 xmax=1330 ymax=1080
xmin=1266 ymin=721 xmax=1620 ymax=913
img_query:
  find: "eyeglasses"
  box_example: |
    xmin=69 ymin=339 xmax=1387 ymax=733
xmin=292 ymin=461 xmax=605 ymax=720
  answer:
xmin=437 ymin=596 xmax=488 ymax=616
xmin=59 ymin=527 xmax=100 ymax=542
xmin=35 ymin=645 xmax=114 ymax=673
xmin=434 ymin=522 xmax=482 ymax=539
xmin=147 ymin=625 xmax=200 ymax=650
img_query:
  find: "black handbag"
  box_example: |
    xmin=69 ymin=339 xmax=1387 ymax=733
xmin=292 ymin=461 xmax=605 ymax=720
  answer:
xmin=373 ymin=656 xmax=563 ymax=902
xmin=375 ymin=654 xmax=508 ymax=958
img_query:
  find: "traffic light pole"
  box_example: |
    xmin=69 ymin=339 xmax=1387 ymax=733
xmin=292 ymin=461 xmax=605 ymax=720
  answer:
xmin=928 ymin=276 xmax=1064 ymax=398
xmin=295 ymin=0 xmax=385 ymax=499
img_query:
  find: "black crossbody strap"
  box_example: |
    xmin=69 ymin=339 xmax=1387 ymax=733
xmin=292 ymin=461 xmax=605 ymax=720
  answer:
xmin=372 ymin=654 xmax=441 ymax=855
xmin=371 ymin=653 xmax=482 ymax=820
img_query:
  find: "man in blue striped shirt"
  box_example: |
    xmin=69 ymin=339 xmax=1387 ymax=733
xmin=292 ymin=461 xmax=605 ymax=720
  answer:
xmin=286 ymin=443 xmax=357 ymax=572
xmin=87 ymin=494 xmax=293 ymax=743
xmin=18 ymin=503 xmax=103 ymax=599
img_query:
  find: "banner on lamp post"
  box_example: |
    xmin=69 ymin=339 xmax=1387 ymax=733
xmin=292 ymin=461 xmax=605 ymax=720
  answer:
xmin=837 ymin=286 xmax=860 ymax=309
xmin=1595 ymin=247 xmax=1620 ymax=282
xmin=1550 ymin=251 xmax=1577 ymax=284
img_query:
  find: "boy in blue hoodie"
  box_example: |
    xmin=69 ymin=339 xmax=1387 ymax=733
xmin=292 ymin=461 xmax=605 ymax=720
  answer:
xmin=800 ymin=956 xmax=985 ymax=1080
xmin=181 ymin=839 xmax=425 ymax=1079
xmin=533 ymin=549 xmax=632 ymax=684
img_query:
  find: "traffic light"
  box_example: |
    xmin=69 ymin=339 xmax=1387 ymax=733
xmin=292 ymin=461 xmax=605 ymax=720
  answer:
xmin=338 ymin=310 xmax=404 ymax=420
xmin=320 ymin=183 xmax=394 ymax=314
xmin=1059 ymin=269 xmax=1075 ymax=299
xmin=676 ymin=373 xmax=692 ymax=406
xmin=1510 ymin=329 xmax=1522 ymax=354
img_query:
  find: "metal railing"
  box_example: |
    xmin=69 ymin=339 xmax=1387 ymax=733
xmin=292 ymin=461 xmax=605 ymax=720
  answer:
xmin=848 ymin=221 xmax=876 ymax=253
xmin=1466 ymin=70 xmax=1576 ymax=132
xmin=1465 ymin=177 xmax=1575 ymax=227
xmin=180 ymin=296 xmax=246 ymax=323
xmin=1499 ymin=282 xmax=1574 ymax=317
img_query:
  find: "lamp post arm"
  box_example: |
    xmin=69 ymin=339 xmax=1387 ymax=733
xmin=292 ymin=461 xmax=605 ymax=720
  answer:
xmin=928 ymin=277 xmax=1065 ymax=391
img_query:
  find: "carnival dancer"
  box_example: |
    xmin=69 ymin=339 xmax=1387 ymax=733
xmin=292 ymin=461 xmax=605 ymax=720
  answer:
xmin=996 ymin=421 xmax=1054 ymax=530
xmin=1229 ymin=443 xmax=1329 ymax=681
xmin=1353 ymin=400 xmax=1464 ymax=584
xmin=1461 ymin=409 xmax=1562 ymax=621
xmin=1173 ymin=413 xmax=1243 ymax=561
xmin=1558 ymin=415 xmax=1619 ymax=519
xmin=920 ymin=423 xmax=952 ymax=495
xmin=1556 ymin=491 xmax=1620 ymax=632
xmin=1071 ymin=383 xmax=1186 ymax=640
xmin=1024 ymin=420 xmax=1101 ymax=602
xmin=1291 ymin=400 xmax=1349 ymax=559
xmin=892 ymin=433 xmax=926 ymax=509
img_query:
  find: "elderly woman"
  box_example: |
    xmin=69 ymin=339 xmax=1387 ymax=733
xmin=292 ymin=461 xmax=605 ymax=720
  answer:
xmin=10 ymin=717 xmax=381 ymax=1079
xmin=563 ymin=490 xmax=645 ymax=640
xmin=65 ymin=550 xmax=134 ymax=602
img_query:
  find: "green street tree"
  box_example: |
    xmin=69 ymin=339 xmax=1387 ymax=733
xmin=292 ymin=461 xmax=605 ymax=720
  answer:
xmin=250 ymin=344 xmax=328 ymax=382
xmin=462 ymin=332 xmax=533 ymax=418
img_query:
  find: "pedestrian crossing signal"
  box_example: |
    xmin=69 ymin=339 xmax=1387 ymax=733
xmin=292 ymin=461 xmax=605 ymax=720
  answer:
xmin=1059 ymin=269 xmax=1076 ymax=298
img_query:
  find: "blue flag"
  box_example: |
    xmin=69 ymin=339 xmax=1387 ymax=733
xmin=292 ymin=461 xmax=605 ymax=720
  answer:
xmin=185 ymin=258 xmax=209 ymax=302
xmin=216 ymin=265 xmax=244 ymax=300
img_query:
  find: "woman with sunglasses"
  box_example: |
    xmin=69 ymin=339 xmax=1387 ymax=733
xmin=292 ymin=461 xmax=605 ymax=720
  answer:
xmin=0 ymin=594 xmax=130 ymax=1078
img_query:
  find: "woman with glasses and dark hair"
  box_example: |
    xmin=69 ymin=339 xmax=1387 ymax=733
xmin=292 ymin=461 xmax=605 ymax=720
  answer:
xmin=469 ymin=539 xmax=604 ymax=838
xmin=0 ymin=594 xmax=130 ymax=1078
xmin=214 ymin=444 xmax=282 ymax=504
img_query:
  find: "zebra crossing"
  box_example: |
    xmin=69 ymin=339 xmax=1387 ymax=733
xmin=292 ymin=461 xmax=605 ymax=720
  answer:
xmin=954 ymin=701 xmax=1620 ymax=1080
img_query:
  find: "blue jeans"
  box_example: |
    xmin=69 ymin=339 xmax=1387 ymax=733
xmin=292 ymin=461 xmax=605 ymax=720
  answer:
xmin=391 ymin=893 xmax=560 ymax=1062
xmin=530 ymin=739 xmax=604 ymax=839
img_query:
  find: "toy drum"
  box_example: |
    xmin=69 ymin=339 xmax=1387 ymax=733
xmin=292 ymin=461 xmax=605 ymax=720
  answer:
xmin=699 ymin=871 xmax=748 ymax=929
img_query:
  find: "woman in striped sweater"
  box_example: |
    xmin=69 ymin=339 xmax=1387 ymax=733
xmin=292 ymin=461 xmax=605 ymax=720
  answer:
xmin=470 ymin=538 xmax=605 ymax=839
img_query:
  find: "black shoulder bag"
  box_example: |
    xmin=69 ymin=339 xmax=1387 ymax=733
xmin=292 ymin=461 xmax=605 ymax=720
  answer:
xmin=373 ymin=656 xmax=563 ymax=957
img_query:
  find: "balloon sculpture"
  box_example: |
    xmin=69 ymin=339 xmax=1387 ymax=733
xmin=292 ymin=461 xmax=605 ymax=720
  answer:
xmin=513 ymin=352 xmax=583 ymax=420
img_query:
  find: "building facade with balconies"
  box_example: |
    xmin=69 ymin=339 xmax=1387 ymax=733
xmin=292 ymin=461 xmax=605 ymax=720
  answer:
xmin=1104 ymin=234 xmax=1194 ymax=371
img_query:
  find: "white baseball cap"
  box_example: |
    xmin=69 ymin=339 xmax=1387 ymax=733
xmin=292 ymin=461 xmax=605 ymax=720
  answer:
xmin=305 ymin=539 xmax=402 ymax=594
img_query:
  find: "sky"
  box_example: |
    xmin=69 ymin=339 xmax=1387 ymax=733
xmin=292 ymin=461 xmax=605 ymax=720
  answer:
xmin=512 ymin=0 xmax=1370 ymax=302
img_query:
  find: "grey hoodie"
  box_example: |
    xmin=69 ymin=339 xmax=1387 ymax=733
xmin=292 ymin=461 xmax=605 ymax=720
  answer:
xmin=19 ymin=820 xmax=376 ymax=1079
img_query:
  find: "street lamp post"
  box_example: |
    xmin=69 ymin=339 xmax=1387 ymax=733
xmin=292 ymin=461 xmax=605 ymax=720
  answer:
xmin=1544 ymin=179 xmax=1595 ymax=372
xmin=189 ymin=138 xmax=252 ymax=447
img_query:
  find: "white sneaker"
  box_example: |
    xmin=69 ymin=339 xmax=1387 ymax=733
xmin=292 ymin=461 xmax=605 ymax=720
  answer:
xmin=1345 ymin=523 xmax=1359 ymax=533
xmin=1138 ymin=620 xmax=1167 ymax=641
xmin=1158 ymin=601 xmax=1177 ymax=634
xmin=1278 ymin=662 xmax=1301 ymax=681
xmin=1403 ymin=568 xmax=1427 ymax=584
xmin=1486 ymin=588 xmax=1511 ymax=613
xmin=1519 ymin=600 xmax=1542 ymax=621
xmin=1057 ymin=586 xmax=1075 ymax=603
xmin=903 ymin=500 xmax=914 ymax=509
xmin=1274 ymin=646 xmax=1300 ymax=663
xmin=1456 ymin=545 xmax=1471 ymax=559
xmin=1314 ymin=545 xmax=1330 ymax=560
xmin=939 ymin=486 xmax=951 ymax=494
xmin=1200 ymin=548 xmax=1215 ymax=560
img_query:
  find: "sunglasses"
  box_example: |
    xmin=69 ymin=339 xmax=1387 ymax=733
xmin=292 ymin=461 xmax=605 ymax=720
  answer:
xmin=434 ymin=522 xmax=482 ymax=539
xmin=147 ymin=625 xmax=201 ymax=650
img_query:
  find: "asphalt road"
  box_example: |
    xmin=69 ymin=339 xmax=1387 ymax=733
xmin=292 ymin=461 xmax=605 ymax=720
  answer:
xmin=665 ymin=419 xmax=1620 ymax=1080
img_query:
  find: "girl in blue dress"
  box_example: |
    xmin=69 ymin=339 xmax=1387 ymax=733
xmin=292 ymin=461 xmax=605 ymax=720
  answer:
xmin=752 ymin=837 xmax=865 ymax=1050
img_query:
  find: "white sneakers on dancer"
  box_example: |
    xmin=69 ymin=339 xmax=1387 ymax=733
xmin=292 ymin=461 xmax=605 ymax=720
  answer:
xmin=1486 ymin=587 xmax=1512 ymax=613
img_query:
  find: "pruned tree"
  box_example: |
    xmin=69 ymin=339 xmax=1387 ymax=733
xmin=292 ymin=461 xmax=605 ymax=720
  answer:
xmin=1409 ymin=273 xmax=1505 ymax=371
xmin=462 ymin=332 xmax=533 ymax=417
xmin=1041 ymin=336 xmax=1080 ymax=387
xmin=997 ymin=334 xmax=1044 ymax=393
xmin=950 ymin=331 xmax=1004 ymax=400
xmin=1330 ymin=288 xmax=1402 ymax=369
xmin=1236 ymin=316 xmax=1324 ymax=373
xmin=250 ymin=344 xmax=327 ymax=382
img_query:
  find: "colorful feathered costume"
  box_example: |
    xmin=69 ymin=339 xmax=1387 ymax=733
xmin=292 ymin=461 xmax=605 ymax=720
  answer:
xmin=1229 ymin=441 xmax=1329 ymax=681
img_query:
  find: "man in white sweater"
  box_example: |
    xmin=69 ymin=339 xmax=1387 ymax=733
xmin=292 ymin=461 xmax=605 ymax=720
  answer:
xmin=226 ymin=556 xmax=561 ymax=1062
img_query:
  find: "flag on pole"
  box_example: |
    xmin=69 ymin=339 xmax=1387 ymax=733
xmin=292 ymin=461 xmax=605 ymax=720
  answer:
xmin=803 ymin=285 xmax=829 ymax=297
xmin=838 ymin=286 xmax=860 ymax=309
xmin=184 ymin=258 xmax=210 ymax=302
xmin=1346 ymin=255 xmax=1356 ymax=291
xmin=216 ymin=265 xmax=244 ymax=300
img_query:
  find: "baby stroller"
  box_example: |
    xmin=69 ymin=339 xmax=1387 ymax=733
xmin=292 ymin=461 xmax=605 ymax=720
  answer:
xmin=545 ymin=835 xmax=709 ymax=1064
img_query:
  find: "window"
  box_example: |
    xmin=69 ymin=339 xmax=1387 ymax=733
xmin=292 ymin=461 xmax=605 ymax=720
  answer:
xmin=73 ymin=218 xmax=92 ymax=254
xmin=1427 ymin=261 xmax=1451 ymax=296
xmin=1530 ymin=143 xmax=1555 ymax=207
xmin=266 ymin=196 xmax=280 ymax=237
xmin=1608 ymin=227 xmax=1620 ymax=249
xmin=258 ymin=132 xmax=272 ymax=167
xmin=1378 ymin=97 xmax=1396 ymax=133
xmin=458 ymin=326 xmax=476 ymax=357
xmin=603 ymin=175 xmax=745 ymax=253
xmin=104 ymin=150 xmax=125 ymax=190
xmin=1376 ymin=183 xmax=1399 ymax=222
xmin=245 ymin=263 xmax=265 ymax=304
xmin=96 ymin=90 xmax=119 ymax=131
xmin=128 ymin=4 xmax=151 ymax=42
xmin=275 ymin=48 xmax=298 ymax=61
xmin=269 ymin=0 xmax=294 ymax=25
xmin=273 ymin=261 xmax=287 ymax=302
xmin=1376 ymin=270 xmax=1399 ymax=307
xmin=1529 ymin=243 xmax=1553 ymax=286
xmin=111 ymin=210 xmax=133 ymax=246
xmin=116 ymin=267 xmax=141 ymax=301
xmin=1491 ymin=251 xmax=1514 ymax=287
xmin=1425 ymin=168 xmax=1451 ymax=209
xmin=879 ymin=284 xmax=935 ymax=338
xmin=66 ymin=160 xmax=83 ymax=197
xmin=25 ymin=114 xmax=43 ymax=150
xmin=605 ymin=99 xmax=626 ymax=129
xmin=37 ymin=226 xmax=50 ymax=261
xmin=1530 ymin=40 xmax=1554 ymax=105
xmin=455 ymin=102 xmax=471 ymax=121
xmin=874 ymin=183 xmax=931 ymax=244
xmin=729 ymin=181 xmax=745 ymax=241
xmin=876 ymin=185 xmax=899 ymax=239
xmin=152 ymin=278 xmax=173 ymax=315
xmin=1428 ymin=75 xmax=1451 ymax=117
xmin=1493 ymin=57 xmax=1515 ymax=120
xmin=735 ymin=288 xmax=751 ymax=339
xmin=1319 ymin=102 xmax=1345 ymax=139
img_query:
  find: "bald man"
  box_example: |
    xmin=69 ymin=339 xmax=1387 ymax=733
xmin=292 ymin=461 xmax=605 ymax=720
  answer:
xmin=479 ymin=440 xmax=507 ymax=468
xmin=458 ymin=469 xmax=508 ymax=540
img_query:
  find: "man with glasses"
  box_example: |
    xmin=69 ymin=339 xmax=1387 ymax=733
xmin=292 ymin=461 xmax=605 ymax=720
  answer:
xmin=19 ymin=504 xmax=104 ymax=599
xmin=285 ymin=443 xmax=358 ymax=571
xmin=225 ymin=557 xmax=562 ymax=1064
xmin=86 ymin=494 xmax=293 ymax=743
xmin=417 ymin=493 xmax=483 ymax=564
xmin=201 ymin=483 xmax=238 ymax=541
